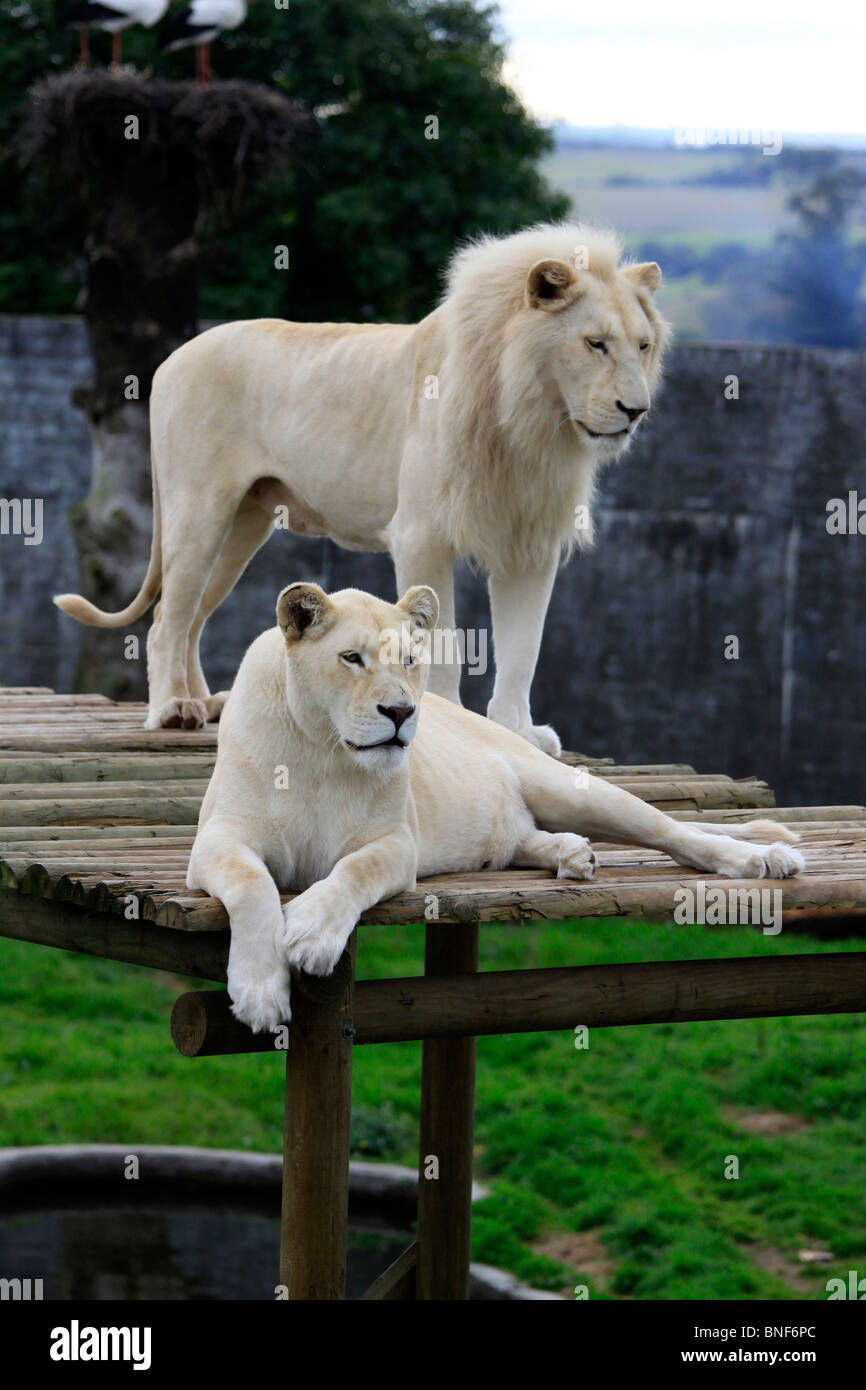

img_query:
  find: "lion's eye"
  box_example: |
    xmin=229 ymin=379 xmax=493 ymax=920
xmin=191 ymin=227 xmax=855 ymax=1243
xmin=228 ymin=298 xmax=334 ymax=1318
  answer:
xmin=586 ymin=338 xmax=607 ymax=354
xmin=340 ymin=651 xmax=364 ymax=667
xmin=639 ymin=341 xmax=651 ymax=352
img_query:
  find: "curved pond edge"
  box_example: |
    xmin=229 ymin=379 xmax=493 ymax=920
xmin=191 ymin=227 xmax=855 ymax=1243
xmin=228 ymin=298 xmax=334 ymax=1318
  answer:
xmin=0 ymin=1144 xmax=564 ymax=1301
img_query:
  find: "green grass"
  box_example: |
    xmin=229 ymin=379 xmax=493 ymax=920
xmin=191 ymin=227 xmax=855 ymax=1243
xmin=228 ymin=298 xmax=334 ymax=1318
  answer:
xmin=2 ymin=922 xmax=865 ymax=1299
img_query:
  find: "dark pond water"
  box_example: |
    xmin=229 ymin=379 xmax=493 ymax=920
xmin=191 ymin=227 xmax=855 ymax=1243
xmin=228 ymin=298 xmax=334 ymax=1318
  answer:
xmin=0 ymin=1192 xmax=412 ymax=1301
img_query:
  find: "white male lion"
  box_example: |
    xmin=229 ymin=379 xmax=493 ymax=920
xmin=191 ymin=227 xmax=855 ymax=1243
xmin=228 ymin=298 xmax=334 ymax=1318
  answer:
xmin=187 ymin=583 xmax=804 ymax=1033
xmin=55 ymin=222 xmax=669 ymax=752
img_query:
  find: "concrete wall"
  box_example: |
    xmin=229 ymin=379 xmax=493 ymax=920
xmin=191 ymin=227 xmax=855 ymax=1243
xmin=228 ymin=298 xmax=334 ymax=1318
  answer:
xmin=0 ymin=316 xmax=863 ymax=806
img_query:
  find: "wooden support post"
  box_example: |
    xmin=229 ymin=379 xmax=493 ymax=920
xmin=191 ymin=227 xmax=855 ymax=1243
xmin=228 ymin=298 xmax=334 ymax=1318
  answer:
xmin=416 ymin=922 xmax=479 ymax=1300
xmin=280 ymin=934 xmax=356 ymax=1300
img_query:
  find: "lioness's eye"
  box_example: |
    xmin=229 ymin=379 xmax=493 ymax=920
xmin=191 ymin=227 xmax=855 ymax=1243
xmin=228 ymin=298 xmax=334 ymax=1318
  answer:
xmin=340 ymin=651 xmax=364 ymax=666
xmin=639 ymin=341 xmax=651 ymax=352
xmin=586 ymin=338 xmax=607 ymax=354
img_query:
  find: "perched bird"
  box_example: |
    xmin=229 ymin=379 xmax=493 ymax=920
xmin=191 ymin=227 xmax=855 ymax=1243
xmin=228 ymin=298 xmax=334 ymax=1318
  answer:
xmin=61 ymin=0 xmax=169 ymax=66
xmin=159 ymin=0 xmax=248 ymax=84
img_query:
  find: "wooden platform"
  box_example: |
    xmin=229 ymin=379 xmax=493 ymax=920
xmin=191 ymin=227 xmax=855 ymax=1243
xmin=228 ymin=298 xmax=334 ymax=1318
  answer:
xmin=2 ymin=690 xmax=865 ymax=951
xmin=2 ymin=688 xmax=866 ymax=1300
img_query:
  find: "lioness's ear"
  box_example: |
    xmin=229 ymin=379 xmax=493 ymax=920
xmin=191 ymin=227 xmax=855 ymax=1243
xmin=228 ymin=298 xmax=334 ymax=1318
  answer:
xmin=397 ymin=585 xmax=439 ymax=631
xmin=526 ymin=258 xmax=581 ymax=311
xmin=623 ymin=261 xmax=662 ymax=295
xmin=276 ymin=582 xmax=333 ymax=641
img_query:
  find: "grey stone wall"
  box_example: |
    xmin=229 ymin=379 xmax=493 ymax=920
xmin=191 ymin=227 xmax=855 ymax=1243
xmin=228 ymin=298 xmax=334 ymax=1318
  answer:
xmin=0 ymin=316 xmax=863 ymax=806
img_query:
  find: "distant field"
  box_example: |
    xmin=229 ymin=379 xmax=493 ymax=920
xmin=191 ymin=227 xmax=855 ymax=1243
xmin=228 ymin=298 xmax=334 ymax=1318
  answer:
xmin=540 ymin=143 xmax=862 ymax=342
xmin=542 ymin=145 xmax=792 ymax=251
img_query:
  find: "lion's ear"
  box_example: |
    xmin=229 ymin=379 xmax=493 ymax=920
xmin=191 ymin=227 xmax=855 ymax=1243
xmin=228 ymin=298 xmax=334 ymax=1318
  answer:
xmin=276 ymin=582 xmax=333 ymax=641
xmin=397 ymin=585 xmax=439 ymax=631
xmin=623 ymin=261 xmax=662 ymax=295
xmin=526 ymin=258 xmax=581 ymax=311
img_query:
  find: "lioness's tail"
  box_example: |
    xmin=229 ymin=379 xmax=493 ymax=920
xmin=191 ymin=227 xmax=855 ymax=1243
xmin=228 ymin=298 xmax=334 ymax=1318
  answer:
xmin=54 ymin=467 xmax=162 ymax=628
xmin=687 ymin=819 xmax=800 ymax=845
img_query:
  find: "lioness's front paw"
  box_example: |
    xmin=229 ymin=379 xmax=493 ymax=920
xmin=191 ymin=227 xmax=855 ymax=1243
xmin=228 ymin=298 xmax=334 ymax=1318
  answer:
xmin=282 ymin=889 xmax=358 ymax=977
xmin=145 ymin=697 xmax=208 ymax=731
xmin=228 ymin=962 xmax=292 ymax=1033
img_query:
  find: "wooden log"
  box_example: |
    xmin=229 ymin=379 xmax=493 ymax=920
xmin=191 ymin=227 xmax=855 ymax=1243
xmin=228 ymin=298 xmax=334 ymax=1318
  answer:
xmin=0 ymin=732 xmax=218 ymax=752
xmin=416 ymin=922 xmax=479 ymax=1301
xmin=673 ymin=806 xmax=866 ymax=824
xmin=0 ymin=796 xmax=202 ymax=825
xmin=0 ymin=780 xmax=209 ymax=800
xmin=0 ymin=891 xmax=228 ymax=978
xmin=280 ymin=935 xmax=356 ymax=1300
xmin=171 ymin=951 xmax=866 ymax=1056
xmin=0 ymin=824 xmax=194 ymax=842
xmin=359 ymin=1241 xmax=418 ymax=1300
xmin=0 ymin=756 xmax=215 ymax=785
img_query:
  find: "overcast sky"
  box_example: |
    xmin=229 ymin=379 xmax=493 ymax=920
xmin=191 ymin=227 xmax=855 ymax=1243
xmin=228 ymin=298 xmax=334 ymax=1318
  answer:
xmin=496 ymin=1 xmax=866 ymax=136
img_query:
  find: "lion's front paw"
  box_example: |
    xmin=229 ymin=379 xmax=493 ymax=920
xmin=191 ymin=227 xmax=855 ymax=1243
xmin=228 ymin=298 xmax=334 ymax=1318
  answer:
xmin=488 ymin=706 xmax=563 ymax=758
xmin=228 ymin=962 xmax=292 ymax=1033
xmin=145 ymin=697 xmax=208 ymax=731
xmin=282 ymin=888 xmax=358 ymax=977
xmin=204 ymin=691 xmax=231 ymax=723
xmin=555 ymin=834 xmax=598 ymax=881
xmin=524 ymin=723 xmax=562 ymax=757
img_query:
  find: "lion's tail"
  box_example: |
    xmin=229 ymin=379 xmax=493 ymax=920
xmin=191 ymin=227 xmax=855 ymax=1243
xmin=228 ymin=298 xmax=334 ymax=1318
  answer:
xmin=690 ymin=820 xmax=800 ymax=845
xmin=54 ymin=467 xmax=162 ymax=629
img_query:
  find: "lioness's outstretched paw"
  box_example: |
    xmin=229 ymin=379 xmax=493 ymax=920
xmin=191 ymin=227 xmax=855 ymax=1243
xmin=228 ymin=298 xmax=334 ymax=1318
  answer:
xmin=204 ymin=691 xmax=231 ymax=723
xmin=228 ymin=966 xmax=292 ymax=1033
xmin=755 ymin=842 xmax=806 ymax=879
xmin=145 ymin=697 xmax=208 ymax=731
xmin=723 ymin=842 xmax=806 ymax=880
xmin=555 ymin=834 xmax=598 ymax=881
xmin=282 ymin=894 xmax=357 ymax=977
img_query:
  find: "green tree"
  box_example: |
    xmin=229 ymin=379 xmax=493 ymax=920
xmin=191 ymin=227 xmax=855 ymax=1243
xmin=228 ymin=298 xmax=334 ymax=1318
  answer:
xmin=1 ymin=0 xmax=569 ymax=322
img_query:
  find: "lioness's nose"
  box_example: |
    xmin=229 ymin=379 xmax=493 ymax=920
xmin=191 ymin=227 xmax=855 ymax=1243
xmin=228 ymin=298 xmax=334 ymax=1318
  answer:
xmin=616 ymin=400 xmax=648 ymax=423
xmin=378 ymin=703 xmax=414 ymax=729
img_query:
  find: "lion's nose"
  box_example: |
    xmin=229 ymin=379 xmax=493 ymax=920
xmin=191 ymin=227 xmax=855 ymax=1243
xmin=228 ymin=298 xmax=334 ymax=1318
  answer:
xmin=378 ymin=703 xmax=415 ymax=730
xmin=616 ymin=400 xmax=648 ymax=423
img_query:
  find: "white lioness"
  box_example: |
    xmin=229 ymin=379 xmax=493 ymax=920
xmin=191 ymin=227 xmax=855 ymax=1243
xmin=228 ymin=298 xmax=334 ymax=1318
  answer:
xmin=55 ymin=222 xmax=669 ymax=753
xmin=187 ymin=583 xmax=804 ymax=1033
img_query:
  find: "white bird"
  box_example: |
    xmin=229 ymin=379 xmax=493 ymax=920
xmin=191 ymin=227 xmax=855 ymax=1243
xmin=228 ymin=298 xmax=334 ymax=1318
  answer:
xmin=159 ymin=0 xmax=248 ymax=85
xmin=61 ymin=0 xmax=169 ymax=66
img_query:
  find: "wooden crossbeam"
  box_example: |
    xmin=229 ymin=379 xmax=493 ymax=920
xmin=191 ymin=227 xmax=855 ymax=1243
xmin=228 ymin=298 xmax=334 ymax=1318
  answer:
xmin=171 ymin=951 xmax=866 ymax=1055
xmin=359 ymin=1242 xmax=418 ymax=1300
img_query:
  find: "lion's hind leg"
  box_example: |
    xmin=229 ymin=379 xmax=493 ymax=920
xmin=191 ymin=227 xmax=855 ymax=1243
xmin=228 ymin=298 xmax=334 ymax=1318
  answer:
xmin=186 ymin=493 xmax=275 ymax=721
xmin=512 ymin=827 xmax=598 ymax=881
xmin=513 ymin=749 xmax=805 ymax=881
